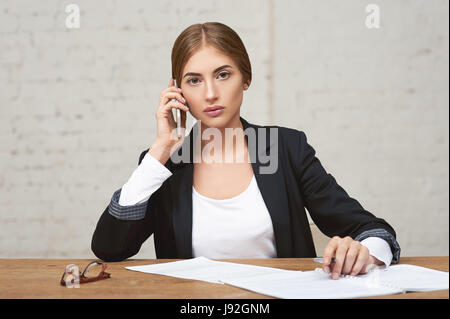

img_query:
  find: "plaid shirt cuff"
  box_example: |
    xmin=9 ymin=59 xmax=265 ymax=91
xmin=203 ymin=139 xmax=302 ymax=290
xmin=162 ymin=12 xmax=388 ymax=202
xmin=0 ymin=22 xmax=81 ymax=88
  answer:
xmin=355 ymin=228 xmax=401 ymax=264
xmin=108 ymin=188 xmax=148 ymax=220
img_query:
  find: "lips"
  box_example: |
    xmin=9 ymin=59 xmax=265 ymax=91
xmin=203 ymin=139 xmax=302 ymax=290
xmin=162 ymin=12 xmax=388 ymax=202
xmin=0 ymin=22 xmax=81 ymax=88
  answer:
xmin=203 ymin=105 xmax=225 ymax=112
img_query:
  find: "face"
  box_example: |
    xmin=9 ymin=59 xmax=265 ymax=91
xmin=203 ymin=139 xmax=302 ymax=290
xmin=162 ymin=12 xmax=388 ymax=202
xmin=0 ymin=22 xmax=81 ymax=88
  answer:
xmin=180 ymin=46 xmax=249 ymax=130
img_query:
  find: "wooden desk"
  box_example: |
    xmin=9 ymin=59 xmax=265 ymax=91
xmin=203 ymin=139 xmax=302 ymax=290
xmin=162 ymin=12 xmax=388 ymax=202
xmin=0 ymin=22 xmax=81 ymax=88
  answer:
xmin=0 ymin=257 xmax=448 ymax=299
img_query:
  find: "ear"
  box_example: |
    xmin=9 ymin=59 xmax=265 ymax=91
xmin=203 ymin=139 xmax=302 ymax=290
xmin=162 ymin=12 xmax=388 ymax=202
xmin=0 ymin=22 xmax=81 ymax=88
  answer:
xmin=243 ymin=80 xmax=250 ymax=90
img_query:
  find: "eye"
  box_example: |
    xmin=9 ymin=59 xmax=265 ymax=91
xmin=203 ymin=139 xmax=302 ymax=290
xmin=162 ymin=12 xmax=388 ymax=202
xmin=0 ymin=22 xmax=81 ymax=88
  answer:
xmin=218 ymin=71 xmax=230 ymax=79
xmin=187 ymin=78 xmax=200 ymax=85
xmin=187 ymin=72 xmax=230 ymax=85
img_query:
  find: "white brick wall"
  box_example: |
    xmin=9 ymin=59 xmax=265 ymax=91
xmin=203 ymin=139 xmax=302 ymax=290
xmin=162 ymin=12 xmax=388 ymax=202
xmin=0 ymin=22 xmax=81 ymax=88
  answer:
xmin=0 ymin=0 xmax=448 ymax=258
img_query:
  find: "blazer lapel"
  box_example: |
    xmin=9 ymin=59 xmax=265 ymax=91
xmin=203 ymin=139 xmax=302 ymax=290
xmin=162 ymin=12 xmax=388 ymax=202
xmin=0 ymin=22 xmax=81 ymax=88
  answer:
xmin=242 ymin=118 xmax=292 ymax=257
xmin=171 ymin=116 xmax=291 ymax=258
xmin=170 ymin=126 xmax=195 ymax=259
xmin=170 ymin=163 xmax=194 ymax=258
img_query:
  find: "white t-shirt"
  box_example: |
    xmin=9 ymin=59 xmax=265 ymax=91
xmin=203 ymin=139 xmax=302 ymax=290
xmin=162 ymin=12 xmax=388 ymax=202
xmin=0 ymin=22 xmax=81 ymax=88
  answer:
xmin=192 ymin=174 xmax=277 ymax=258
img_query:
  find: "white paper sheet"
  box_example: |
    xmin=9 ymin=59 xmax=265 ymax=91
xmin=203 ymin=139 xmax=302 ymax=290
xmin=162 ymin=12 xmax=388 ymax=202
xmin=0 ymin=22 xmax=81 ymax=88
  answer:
xmin=221 ymin=264 xmax=449 ymax=299
xmin=125 ymin=256 xmax=300 ymax=284
xmin=366 ymin=264 xmax=449 ymax=292
xmin=125 ymin=257 xmax=449 ymax=299
xmin=221 ymin=268 xmax=404 ymax=299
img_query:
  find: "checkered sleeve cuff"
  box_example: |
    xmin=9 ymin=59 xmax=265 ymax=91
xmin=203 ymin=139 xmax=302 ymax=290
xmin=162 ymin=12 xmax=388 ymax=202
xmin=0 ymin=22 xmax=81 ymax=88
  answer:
xmin=108 ymin=188 xmax=148 ymax=221
xmin=354 ymin=228 xmax=401 ymax=264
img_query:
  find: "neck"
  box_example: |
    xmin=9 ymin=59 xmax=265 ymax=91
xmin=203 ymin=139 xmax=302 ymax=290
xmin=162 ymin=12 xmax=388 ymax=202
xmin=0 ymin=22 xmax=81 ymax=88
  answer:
xmin=198 ymin=113 xmax=248 ymax=164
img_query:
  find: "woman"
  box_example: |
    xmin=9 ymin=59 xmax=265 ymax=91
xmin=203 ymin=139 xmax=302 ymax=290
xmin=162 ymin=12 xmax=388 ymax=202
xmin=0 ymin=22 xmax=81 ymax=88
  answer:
xmin=92 ymin=22 xmax=400 ymax=280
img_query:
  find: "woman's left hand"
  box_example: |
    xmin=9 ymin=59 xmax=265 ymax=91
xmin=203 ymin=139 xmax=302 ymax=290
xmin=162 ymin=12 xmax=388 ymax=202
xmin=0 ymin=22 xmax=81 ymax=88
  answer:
xmin=322 ymin=236 xmax=385 ymax=280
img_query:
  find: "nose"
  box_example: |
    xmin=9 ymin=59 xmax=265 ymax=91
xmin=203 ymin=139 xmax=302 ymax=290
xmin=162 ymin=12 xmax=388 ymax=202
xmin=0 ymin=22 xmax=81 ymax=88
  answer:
xmin=205 ymin=80 xmax=218 ymax=103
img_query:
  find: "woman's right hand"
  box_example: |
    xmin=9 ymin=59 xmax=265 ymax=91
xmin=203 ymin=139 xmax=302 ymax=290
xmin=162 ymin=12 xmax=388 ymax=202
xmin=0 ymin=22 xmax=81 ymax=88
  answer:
xmin=154 ymin=78 xmax=190 ymax=149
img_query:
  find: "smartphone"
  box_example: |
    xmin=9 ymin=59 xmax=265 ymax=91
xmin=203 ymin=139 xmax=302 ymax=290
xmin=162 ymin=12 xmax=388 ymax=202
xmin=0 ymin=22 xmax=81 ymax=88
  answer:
xmin=172 ymin=78 xmax=188 ymax=138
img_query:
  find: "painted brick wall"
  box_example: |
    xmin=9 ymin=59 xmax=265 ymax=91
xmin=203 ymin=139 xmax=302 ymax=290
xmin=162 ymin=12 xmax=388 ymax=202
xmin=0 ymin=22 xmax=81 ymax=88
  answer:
xmin=0 ymin=0 xmax=448 ymax=258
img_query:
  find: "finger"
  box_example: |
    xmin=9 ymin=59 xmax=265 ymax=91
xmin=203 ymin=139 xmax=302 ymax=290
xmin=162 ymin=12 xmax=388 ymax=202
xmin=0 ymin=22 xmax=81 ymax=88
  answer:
xmin=169 ymin=77 xmax=174 ymax=87
xmin=342 ymin=241 xmax=361 ymax=275
xmin=164 ymin=100 xmax=189 ymax=114
xmin=323 ymin=236 xmax=340 ymax=266
xmin=361 ymin=250 xmax=375 ymax=274
xmin=331 ymin=238 xmax=352 ymax=279
xmin=350 ymin=246 xmax=369 ymax=276
xmin=161 ymin=92 xmax=187 ymax=108
xmin=161 ymin=83 xmax=182 ymax=100
xmin=322 ymin=236 xmax=340 ymax=273
xmin=157 ymin=100 xmax=188 ymax=122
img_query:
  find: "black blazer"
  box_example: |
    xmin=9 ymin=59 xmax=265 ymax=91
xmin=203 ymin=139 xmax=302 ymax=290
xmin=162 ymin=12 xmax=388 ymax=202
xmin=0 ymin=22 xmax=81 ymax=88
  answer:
xmin=92 ymin=117 xmax=399 ymax=262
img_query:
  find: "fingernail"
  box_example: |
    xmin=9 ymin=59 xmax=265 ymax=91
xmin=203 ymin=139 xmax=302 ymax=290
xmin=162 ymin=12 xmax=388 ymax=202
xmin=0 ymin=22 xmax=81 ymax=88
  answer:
xmin=332 ymin=273 xmax=339 ymax=280
xmin=323 ymin=266 xmax=330 ymax=273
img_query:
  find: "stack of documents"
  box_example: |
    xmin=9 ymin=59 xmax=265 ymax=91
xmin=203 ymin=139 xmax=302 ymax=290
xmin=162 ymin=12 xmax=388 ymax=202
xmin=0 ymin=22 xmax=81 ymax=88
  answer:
xmin=125 ymin=257 xmax=449 ymax=299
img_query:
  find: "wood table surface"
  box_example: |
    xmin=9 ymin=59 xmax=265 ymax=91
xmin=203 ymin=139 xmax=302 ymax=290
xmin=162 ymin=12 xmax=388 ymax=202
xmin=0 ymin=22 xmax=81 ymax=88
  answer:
xmin=0 ymin=256 xmax=448 ymax=299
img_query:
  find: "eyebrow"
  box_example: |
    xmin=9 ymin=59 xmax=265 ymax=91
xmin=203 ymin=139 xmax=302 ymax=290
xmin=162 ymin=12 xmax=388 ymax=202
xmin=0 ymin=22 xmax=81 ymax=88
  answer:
xmin=183 ymin=65 xmax=232 ymax=78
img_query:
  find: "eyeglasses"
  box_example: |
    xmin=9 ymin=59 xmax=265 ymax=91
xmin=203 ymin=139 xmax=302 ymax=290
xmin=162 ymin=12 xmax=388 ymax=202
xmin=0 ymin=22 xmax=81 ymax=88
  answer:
xmin=60 ymin=261 xmax=111 ymax=287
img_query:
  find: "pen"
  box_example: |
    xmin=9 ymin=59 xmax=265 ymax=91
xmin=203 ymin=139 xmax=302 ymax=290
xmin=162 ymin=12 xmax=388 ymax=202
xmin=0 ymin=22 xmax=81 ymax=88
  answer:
xmin=313 ymin=257 xmax=336 ymax=264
